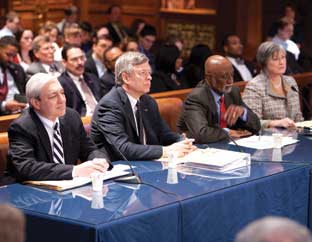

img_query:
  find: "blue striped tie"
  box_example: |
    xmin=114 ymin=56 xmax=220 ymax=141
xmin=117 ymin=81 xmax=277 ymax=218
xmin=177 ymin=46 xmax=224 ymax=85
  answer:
xmin=53 ymin=123 xmax=65 ymax=164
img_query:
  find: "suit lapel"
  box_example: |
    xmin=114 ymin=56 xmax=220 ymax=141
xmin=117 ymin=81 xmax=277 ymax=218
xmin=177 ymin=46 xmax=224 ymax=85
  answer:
xmin=117 ymin=87 xmax=138 ymax=136
xmin=65 ymin=72 xmax=84 ymax=102
xmin=30 ymin=109 xmax=53 ymax=162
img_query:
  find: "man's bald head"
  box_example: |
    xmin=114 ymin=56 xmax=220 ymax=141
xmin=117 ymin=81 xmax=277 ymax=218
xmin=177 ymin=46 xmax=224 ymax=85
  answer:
xmin=205 ymin=55 xmax=233 ymax=94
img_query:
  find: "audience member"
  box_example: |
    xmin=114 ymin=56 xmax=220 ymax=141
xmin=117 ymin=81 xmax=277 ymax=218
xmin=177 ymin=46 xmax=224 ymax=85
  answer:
xmin=94 ymin=25 xmax=110 ymax=39
xmin=58 ymin=45 xmax=101 ymax=116
xmin=272 ymin=20 xmax=300 ymax=61
xmin=91 ymin=51 xmax=195 ymax=161
xmin=0 ymin=204 xmax=25 ymax=242
xmin=105 ymin=4 xmax=128 ymax=45
xmin=79 ymin=21 xmax=93 ymax=54
xmin=57 ymin=5 xmax=79 ymax=34
xmin=0 ymin=36 xmax=27 ymax=115
xmin=0 ymin=11 xmax=20 ymax=39
xmin=7 ymin=73 xmax=111 ymax=181
xmin=128 ymin=18 xmax=146 ymax=39
xmin=235 ymin=216 xmax=312 ymax=242
xmin=267 ymin=3 xmax=304 ymax=47
xmin=177 ymin=55 xmax=260 ymax=143
xmin=151 ymin=44 xmax=188 ymax=93
xmin=222 ymin=33 xmax=258 ymax=82
xmin=27 ymin=35 xmax=64 ymax=79
xmin=243 ymin=41 xmax=303 ymax=128
xmin=102 ymin=46 xmax=123 ymax=95
xmin=182 ymin=44 xmax=213 ymax=88
xmin=122 ymin=38 xmax=139 ymax=52
xmin=138 ymin=24 xmax=157 ymax=72
xmin=54 ymin=23 xmax=82 ymax=61
xmin=38 ymin=21 xmax=60 ymax=53
xmin=15 ymin=29 xmax=34 ymax=71
xmin=85 ymin=35 xmax=113 ymax=78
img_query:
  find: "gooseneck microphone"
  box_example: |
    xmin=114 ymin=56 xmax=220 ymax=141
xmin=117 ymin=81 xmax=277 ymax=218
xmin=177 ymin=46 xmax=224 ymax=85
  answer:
xmin=220 ymin=128 xmax=244 ymax=153
xmin=291 ymin=85 xmax=312 ymax=117
xmin=104 ymin=133 xmax=142 ymax=184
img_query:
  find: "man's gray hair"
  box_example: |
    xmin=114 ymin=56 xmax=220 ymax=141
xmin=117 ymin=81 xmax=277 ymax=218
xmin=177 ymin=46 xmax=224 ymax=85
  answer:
xmin=256 ymin=41 xmax=286 ymax=70
xmin=26 ymin=73 xmax=58 ymax=103
xmin=235 ymin=216 xmax=312 ymax=242
xmin=32 ymin=35 xmax=50 ymax=53
xmin=115 ymin=51 xmax=149 ymax=85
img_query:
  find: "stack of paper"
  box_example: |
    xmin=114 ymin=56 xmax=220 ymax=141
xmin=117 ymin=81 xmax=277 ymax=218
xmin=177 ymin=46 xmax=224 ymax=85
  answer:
xmin=230 ymin=135 xmax=299 ymax=149
xmin=171 ymin=148 xmax=251 ymax=172
xmin=296 ymin=120 xmax=312 ymax=128
xmin=23 ymin=164 xmax=130 ymax=191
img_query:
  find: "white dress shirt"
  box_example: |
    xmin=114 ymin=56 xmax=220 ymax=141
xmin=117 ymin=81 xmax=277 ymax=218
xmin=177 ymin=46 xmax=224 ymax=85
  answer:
xmin=227 ymin=56 xmax=253 ymax=81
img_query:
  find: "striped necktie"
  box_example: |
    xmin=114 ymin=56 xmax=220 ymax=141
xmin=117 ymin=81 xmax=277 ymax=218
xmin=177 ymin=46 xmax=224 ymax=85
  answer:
xmin=53 ymin=122 xmax=65 ymax=164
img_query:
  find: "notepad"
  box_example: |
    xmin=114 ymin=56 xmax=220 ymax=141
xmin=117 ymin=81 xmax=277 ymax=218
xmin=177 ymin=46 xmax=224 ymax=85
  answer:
xmin=23 ymin=164 xmax=131 ymax=191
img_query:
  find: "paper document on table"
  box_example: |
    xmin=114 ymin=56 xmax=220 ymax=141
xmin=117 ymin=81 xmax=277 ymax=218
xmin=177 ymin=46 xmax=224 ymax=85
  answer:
xmin=230 ymin=135 xmax=299 ymax=149
xmin=296 ymin=120 xmax=312 ymax=128
xmin=23 ymin=164 xmax=131 ymax=191
xmin=160 ymin=148 xmax=250 ymax=172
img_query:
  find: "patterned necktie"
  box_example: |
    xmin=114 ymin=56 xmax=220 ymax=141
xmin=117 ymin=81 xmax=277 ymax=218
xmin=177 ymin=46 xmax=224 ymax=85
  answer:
xmin=135 ymin=101 xmax=144 ymax=144
xmin=219 ymin=96 xmax=227 ymax=128
xmin=79 ymin=78 xmax=97 ymax=113
xmin=53 ymin=123 xmax=65 ymax=164
xmin=0 ymin=69 xmax=8 ymax=101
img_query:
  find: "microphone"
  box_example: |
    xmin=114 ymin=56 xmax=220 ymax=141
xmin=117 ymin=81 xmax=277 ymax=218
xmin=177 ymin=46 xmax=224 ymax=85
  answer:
xmin=219 ymin=128 xmax=244 ymax=153
xmin=291 ymin=85 xmax=312 ymax=118
xmin=104 ymin=134 xmax=142 ymax=184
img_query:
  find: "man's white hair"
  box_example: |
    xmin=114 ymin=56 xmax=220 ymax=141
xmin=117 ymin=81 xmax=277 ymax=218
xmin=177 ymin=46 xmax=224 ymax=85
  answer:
xmin=26 ymin=73 xmax=58 ymax=103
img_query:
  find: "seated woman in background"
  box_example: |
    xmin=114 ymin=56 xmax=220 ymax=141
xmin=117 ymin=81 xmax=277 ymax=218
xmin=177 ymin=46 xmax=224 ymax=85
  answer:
xmin=15 ymin=29 xmax=34 ymax=71
xmin=243 ymin=41 xmax=303 ymax=128
xmin=182 ymin=44 xmax=212 ymax=88
xmin=150 ymin=44 xmax=188 ymax=93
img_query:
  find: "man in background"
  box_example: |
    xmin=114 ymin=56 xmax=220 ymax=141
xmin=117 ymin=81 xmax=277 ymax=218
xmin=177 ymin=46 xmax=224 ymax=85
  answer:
xmin=0 ymin=36 xmax=27 ymax=115
xmin=101 ymin=46 xmax=123 ymax=95
xmin=26 ymin=35 xmax=64 ymax=79
xmin=85 ymin=35 xmax=113 ymax=79
xmin=222 ymin=34 xmax=257 ymax=82
xmin=59 ymin=45 xmax=101 ymax=116
xmin=0 ymin=11 xmax=20 ymax=38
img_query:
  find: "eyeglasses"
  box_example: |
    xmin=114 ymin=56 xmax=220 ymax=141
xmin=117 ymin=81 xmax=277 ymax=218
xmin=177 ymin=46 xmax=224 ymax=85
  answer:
xmin=132 ymin=69 xmax=151 ymax=77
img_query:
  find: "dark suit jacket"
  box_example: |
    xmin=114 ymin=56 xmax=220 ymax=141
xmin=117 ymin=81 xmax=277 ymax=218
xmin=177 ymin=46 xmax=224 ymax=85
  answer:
xmin=0 ymin=62 xmax=27 ymax=114
xmin=26 ymin=61 xmax=64 ymax=80
xmin=177 ymin=81 xmax=260 ymax=143
xmin=85 ymin=56 xmax=99 ymax=78
xmin=101 ymin=70 xmax=115 ymax=96
xmin=150 ymin=71 xmax=189 ymax=93
xmin=91 ymin=86 xmax=180 ymax=161
xmin=58 ymin=71 xmax=102 ymax=116
xmin=7 ymin=107 xmax=111 ymax=181
xmin=105 ymin=22 xmax=128 ymax=45
xmin=232 ymin=59 xmax=258 ymax=82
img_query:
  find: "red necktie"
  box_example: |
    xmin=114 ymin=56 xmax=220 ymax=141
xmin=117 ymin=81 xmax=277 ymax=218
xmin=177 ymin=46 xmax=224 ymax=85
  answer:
xmin=220 ymin=96 xmax=227 ymax=128
xmin=0 ymin=70 xmax=8 ymax=101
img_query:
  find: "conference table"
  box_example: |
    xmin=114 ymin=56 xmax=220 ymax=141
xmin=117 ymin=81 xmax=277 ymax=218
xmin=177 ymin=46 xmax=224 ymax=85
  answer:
xmin=0 ymin=159 xmax=311 ymax=242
